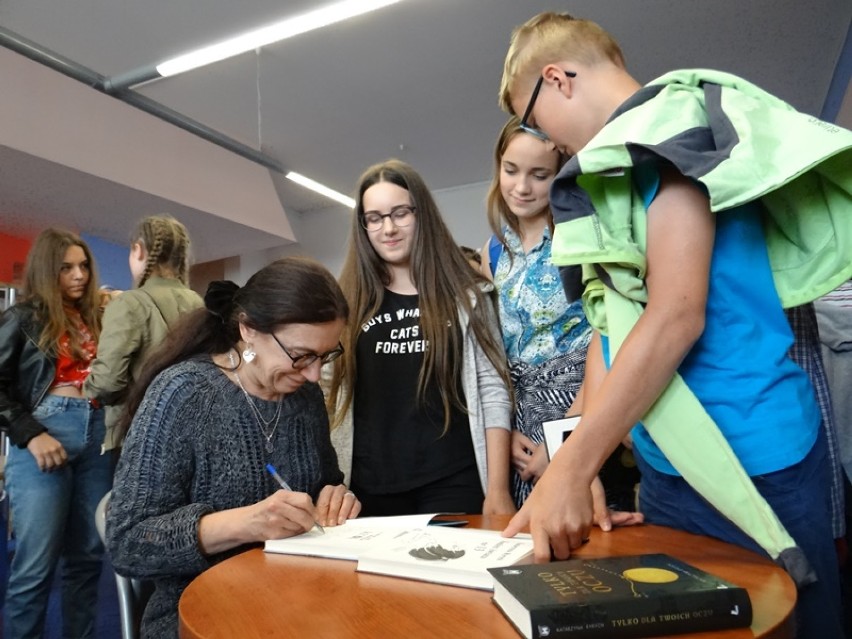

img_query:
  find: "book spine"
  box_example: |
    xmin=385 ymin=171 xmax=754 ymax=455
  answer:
xmin=530 ymin=588 xmax=752 ymax=638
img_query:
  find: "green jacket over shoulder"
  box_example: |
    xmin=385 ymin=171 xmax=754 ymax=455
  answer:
xmin=84 ymin=277 xmax=203 ymax=450
xmin=548 ymin=68 xmax=852 ymax=585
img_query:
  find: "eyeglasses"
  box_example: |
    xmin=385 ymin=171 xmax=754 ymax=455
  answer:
xmin=360 ymin=205 xmax=416 ymax=232
xmin=270 ymin=333 xmax=344 ymax=370
xmin=519 ymin=70 xmax=577 ymax=142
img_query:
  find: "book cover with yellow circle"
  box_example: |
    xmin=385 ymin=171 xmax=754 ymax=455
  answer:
xmin=489 ymin=553 xmax=752 ymax=638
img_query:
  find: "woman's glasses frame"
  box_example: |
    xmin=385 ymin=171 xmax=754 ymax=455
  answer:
xmin=360 ymin=205 xmax=416 ymax=232
xmin=270 ymin=333 xmax=344 ymax=370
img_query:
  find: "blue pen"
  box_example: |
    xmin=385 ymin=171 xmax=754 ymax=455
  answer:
xmin=265 ymin=463 xmax=325 ymax=535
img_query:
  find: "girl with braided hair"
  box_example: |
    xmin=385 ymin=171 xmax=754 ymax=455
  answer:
xmin=85 ymin=214 xmax=203 ymax=453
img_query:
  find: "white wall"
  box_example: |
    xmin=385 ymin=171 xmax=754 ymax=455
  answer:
xmin=0 ymin=47 xmax=294 ymax=248
xmin=225 ymin=180 xmax=491 ymax=283
xmin=431 ymin=180 xmax=492 ymax=252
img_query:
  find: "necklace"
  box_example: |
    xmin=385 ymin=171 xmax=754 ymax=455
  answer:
xmin=228 ymin=351 xmax=282 ymax=453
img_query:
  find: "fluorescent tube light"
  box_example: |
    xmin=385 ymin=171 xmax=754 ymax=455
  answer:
xmin=286 ymin=171 xmax=355 ymax=208
xmin=156 ymin=0 xmax=403 ymax=78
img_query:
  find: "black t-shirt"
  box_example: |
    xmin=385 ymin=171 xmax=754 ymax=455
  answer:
xmin=351 ymin=290 xmax=475 ymax=493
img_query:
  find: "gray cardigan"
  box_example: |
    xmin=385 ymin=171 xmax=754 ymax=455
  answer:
xmin=331 ymin=289 xmax=511 ymax=493
xmin=107 ymin=357 xmax=343 ymax=639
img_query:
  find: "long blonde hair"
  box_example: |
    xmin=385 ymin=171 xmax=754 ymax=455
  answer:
xmin=22 ymin=228 xmax=101 ymax=357
xmin=131 ymin=214 xmax=192 ymax=287
xmin=327 ymin=159 xmax=511 ymax=433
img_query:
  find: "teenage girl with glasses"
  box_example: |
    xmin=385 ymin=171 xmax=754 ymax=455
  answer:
xmin=327 ymin=159 xmax=516 ymax=516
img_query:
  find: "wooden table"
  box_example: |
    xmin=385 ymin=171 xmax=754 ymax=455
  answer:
xmin=179 ymin=516 xmax=795 ymax=639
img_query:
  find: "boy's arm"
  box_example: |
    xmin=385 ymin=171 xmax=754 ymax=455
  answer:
xmin=504 ymin=169 xmax=716 ymax=561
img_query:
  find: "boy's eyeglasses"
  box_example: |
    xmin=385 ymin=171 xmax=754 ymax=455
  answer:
xmin=270 ymin=333 xmax=344 ymax=370
xmin=519 ymin=70 xmax=577 ymax=142
xmin=360 ymin=205 xmax=416 ymax=232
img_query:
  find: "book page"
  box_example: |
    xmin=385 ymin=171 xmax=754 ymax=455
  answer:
xmin=357 ymin=527 xmax=534 ymax=590
xmin=264 ymin=513 xmax=451 ymax=560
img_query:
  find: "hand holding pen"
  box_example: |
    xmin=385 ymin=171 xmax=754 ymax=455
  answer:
xmin=265 ymin=464 xmax=325 ymax=535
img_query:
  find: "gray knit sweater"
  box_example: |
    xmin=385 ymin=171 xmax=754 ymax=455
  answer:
xmin=106 ymin=357 xmax=344 ymax=638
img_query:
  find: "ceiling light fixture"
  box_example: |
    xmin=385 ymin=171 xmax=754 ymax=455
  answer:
xmin=160 ymin=0 xmax=403 ymax=77
xmin=286 ymin=172 xmax=355 ymax=208
xmin=105 ymin=0 xmax=404 ymax=91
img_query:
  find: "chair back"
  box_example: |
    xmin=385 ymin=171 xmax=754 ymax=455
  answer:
xmin=95 ymin=492 xmax=153 ymax=639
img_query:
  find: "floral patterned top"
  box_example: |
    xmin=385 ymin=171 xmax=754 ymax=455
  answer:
xmin=52 ymin=308 xmax=97 ymax=389
xmin=493 ymin=226 xmax=591 ymax=366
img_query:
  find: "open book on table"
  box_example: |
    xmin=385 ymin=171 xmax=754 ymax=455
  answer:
xmin=264 ymin=513 xmax=453 ymax=560
xmin=356 ymin=525 xmax=534 ymax=590
xmin=264 ymin=514 xmax=534 ymax=590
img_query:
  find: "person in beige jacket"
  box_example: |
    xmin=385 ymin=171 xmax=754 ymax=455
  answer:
xmin=85 ymin=214 xmax=203 ymax=453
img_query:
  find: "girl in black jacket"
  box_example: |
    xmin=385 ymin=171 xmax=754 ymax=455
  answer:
xmin=0 ymin=228 xmax=110 ymax=639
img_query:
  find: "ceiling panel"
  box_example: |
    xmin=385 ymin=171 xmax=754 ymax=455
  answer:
xmin=0 ymin=0 xmax=848 ymax=264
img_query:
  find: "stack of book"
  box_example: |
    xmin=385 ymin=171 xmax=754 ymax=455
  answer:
xmin=264 ymin=514 xmax=535 ymax=590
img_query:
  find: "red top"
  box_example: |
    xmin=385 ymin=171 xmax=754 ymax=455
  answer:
xmin=51 ymin=309 xmax=97 ymax=390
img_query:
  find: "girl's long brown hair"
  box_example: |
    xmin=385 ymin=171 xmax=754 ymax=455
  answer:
xmin=485 ymin=116 xmax=565 ymax=261
xmin=327 ymin=159 xmax=511 ymax=433
xmin=21 ymin=228 xmax=101 ymax=356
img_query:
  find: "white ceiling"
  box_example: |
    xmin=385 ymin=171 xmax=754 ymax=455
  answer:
xmin=0 ymin=0 xmax=850 ymax=263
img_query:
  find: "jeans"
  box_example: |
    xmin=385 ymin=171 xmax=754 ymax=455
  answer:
xmin=635 ymin=430 xmax=844 ymax=639
xmin=4 ymin=396 xmax=112 ymax=639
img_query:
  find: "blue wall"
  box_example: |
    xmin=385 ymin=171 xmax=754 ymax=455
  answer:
xmin=81 ymin=233 xmax=132 ymax=291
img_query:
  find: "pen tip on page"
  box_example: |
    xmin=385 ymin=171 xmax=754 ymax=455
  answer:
xmin=264 ymin=463 xmax=323 ymax=534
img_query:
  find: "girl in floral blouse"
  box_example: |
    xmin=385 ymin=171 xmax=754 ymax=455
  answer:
xmin=481 ymin=118 xmax=636 ymax=509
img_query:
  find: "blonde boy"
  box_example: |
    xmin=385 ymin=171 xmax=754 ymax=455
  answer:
xmin=499 ymin=13 xmax=850 ymax=639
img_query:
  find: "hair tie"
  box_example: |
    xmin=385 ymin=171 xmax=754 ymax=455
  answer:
xmin=204 ymin=280 xmax=239 ymax=322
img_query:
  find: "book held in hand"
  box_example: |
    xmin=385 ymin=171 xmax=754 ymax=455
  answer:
xmin=541 ymin=416 xmax=581 ymax=461
xmin=488 ymin=553 xmax=752 ymax=638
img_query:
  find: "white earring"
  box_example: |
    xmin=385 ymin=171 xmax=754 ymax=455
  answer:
xmin=243 ymin=345 xmax=256 ymax=363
